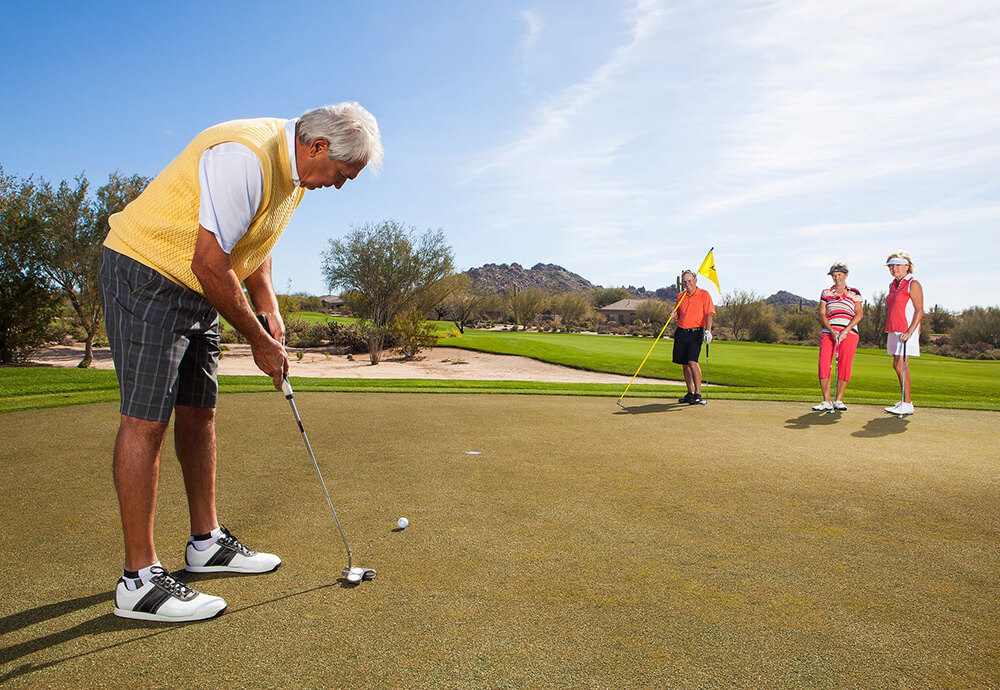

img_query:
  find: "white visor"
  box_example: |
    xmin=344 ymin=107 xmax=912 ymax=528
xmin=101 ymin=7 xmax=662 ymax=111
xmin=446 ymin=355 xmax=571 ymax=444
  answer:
xmin=886 ymin=258 xmax=909 ymax=266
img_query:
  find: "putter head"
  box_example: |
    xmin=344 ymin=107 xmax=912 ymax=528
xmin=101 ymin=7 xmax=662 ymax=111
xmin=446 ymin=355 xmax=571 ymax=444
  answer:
xmin=343 ymin=565 xmax=374 ymax=584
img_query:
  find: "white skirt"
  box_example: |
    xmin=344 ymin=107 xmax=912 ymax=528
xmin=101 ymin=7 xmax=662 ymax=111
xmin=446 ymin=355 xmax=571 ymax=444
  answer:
xmin=886 ymin=330 xmax=920 ymax=357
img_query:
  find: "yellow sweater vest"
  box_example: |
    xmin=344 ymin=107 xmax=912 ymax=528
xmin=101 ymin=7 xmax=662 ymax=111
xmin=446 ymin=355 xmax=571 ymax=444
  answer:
xmin=104 ymin=118 xmax=305 ymax=295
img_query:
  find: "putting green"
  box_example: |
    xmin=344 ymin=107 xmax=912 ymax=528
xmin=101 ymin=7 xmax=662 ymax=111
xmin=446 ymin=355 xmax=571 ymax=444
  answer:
xmin=1 ymin=395 xmax=997 ymax=687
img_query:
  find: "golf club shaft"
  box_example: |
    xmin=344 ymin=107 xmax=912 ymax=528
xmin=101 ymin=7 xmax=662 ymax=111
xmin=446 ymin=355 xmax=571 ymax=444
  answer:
xmin=256 ymin=314 xmax=353 ymax=570
xmin=285 ymin=392 xmax=353 ymax=570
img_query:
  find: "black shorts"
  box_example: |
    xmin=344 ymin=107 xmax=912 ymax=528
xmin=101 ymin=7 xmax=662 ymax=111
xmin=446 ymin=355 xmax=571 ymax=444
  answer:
xmin=672 ymin=327 xmax=703 ymax=364
xmin=99 ymin=247 xmax=220 ymax=422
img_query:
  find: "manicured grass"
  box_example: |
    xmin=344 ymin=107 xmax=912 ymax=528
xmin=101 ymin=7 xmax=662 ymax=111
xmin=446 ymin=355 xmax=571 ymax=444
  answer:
xmin=438 ymin=330 xmax=1000 ymax=410
xmin=2 ymin=395 xmax=998 ymax=686
xmin=2 ymin=326 xmax=996 ymax=414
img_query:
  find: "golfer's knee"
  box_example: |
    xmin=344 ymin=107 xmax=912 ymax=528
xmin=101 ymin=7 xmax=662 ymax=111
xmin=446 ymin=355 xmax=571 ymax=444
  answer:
xmin=175 ymin=405 xmax=216 ymax=428
xmin=119 ymin=414 xmax=168 ymax=441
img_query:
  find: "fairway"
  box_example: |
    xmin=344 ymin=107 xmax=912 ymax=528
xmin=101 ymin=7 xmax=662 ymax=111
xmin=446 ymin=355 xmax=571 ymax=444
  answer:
xmin=1 ymin=394 xmax=997 ymax=687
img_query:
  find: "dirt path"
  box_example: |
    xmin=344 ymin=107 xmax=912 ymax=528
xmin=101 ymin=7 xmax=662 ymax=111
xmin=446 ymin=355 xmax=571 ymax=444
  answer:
xmin=30 ymin=343 xmax=671 ymax=384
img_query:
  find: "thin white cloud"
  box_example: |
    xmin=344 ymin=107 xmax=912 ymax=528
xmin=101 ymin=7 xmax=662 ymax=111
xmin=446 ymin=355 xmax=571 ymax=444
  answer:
xmin=519 ymin=8 xmax=542 ymax=64
xmin=688 ymin=0 xmax=1000 ymax=216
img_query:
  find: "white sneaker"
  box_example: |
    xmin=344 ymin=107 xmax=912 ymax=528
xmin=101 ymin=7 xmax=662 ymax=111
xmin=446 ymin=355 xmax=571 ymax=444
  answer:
xmin=185 ymin=526 xmax=282 ymax=574
xmin=812 ymin=401 xmax=833 ymax=411
xmin=896 ymin=402 xmax=915 ymax=415
xmin=884 ymin=401 xmax=903 ymax=414
xmin=114 ymin=566 xmax=227 ymax=622
xmin=833 ymin=400 xmax=847 ymax=410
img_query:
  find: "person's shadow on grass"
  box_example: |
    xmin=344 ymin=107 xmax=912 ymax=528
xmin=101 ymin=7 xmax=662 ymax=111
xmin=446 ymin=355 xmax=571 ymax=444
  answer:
xmin=851 ymin=416 xmax=910 ymax=438
xmin=614 ymin=402 xmax=691 ymax=415
xmin=0 ymin=583 xmax=338 ymax=682
xmin=784 ymin=411 xmax=844 ymax=429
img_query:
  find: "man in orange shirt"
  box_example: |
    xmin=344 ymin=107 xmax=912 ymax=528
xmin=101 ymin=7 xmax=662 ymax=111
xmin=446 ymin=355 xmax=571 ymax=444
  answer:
xmin=672 ymin=270 xmax=715 ymax=404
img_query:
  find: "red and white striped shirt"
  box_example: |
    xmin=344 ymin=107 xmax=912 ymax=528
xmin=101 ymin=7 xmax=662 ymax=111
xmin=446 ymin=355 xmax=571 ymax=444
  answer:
xmin=820 ymin=286 xmax=862 ymax=333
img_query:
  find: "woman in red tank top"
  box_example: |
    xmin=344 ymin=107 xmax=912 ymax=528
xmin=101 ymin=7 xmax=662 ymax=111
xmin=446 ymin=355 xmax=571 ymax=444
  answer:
xmin=884 ymin=251 xmax=923 ymax=416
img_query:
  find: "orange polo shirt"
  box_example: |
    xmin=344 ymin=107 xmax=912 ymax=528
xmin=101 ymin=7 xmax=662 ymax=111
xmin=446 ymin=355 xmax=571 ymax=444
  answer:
xmin=675 ymin=288 xmax=715 ymax=329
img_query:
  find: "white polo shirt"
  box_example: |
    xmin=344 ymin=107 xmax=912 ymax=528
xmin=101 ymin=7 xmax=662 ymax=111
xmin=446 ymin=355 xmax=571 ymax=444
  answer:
xmin=197 ymin=118 xmax=300 ymax=254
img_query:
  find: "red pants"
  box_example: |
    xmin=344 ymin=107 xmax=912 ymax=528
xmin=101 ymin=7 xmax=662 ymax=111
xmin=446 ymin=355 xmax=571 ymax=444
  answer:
xmin=819 ymin=331 xmax=858 ymax=381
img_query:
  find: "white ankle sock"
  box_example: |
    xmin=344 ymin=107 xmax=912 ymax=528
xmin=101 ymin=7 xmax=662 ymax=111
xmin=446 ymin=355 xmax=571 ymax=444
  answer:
xmin=190 ymin=526 xmax=224 ymax=552
xmin=123 ymin=561 xmax=162 ymax=591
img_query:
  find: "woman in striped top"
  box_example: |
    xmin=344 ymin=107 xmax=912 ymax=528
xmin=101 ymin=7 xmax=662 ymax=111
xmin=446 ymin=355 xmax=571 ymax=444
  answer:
xmin=813 ymin=262 xmax=864 ymax=412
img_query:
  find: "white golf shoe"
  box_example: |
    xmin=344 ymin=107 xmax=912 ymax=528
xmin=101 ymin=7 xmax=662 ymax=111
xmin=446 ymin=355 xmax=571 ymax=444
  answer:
xmin=114 ymin=566 xmax=227 ymax=623
xmin=812 ymin=401 xmax=833 ymax=411
xmin=884 ymin=401 xmax=915 ymax=415
xmin=833 ymin=400 xmax=847 ymax=411
xmin=185 ymin=526 xmax=282 ymax=574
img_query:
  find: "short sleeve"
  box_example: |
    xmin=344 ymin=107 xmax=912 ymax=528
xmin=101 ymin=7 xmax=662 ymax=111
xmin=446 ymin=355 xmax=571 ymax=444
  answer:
xmin=198 ymin=143 xmax=264 ymax=254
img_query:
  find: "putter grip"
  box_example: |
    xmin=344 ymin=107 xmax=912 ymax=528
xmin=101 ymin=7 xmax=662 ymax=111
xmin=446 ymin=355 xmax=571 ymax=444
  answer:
xmin=256 ymin=315 xmax=294 ymax=398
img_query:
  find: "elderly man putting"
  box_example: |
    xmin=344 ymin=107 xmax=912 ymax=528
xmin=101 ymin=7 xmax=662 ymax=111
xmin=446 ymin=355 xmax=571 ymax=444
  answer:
xmin=671 ymin=270 xmax=715 ymax=405
xmin=99 ymin=103 xmax=382 ymax=622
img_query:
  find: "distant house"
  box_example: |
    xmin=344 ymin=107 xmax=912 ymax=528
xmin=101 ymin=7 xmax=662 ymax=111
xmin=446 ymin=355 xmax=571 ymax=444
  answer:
xmin=320 ymin=295 xmax=346 ymax=311
xmin=598 ymin=299 xmax=646 ymax=324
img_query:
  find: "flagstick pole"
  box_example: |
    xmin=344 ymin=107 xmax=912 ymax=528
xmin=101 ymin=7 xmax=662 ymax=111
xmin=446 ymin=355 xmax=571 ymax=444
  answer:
xmin=616 ymin=292 xmax=689 ymax=407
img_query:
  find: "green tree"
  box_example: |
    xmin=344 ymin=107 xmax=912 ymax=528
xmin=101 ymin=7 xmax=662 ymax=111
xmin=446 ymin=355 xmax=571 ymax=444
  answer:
xmin=321 ymin=220 xmax=454 ymax=364
xmin=858 ymin=292 xmax=887 ymax=348
xmin=592 ymin=286 xmax=631 ymax=308
xmin=928 ymin=304 xmax=956 ymax=334
xmin=35 ymin=171 xmax=148 ymax=367
xmin=717 ymin=290 xmax=762 ymax=341
xmin=0 ymin=167 xmax=59 ymax=363
xmin=503 ymin=285 xmax=549 ymax=330
xmin=784 ymin=310 xmax=820 ymax=342
xmin=549 ymin=292 xmax=593 ymax=326
xmin=634 ymin=298 xmax=671 ymax=329
xmin=444 ymin=287 xmax=484 ymax=334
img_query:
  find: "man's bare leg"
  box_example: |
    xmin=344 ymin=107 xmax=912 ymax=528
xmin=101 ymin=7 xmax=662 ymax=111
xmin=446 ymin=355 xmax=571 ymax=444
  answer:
xmin=174 ymin=405 xmax=219 ymax=537
xmin=682 ymin=363 xmax=695 ymax=394
xmin=690 ymin=361 xmax=703 ymax=395
xmin=114 ymin=415 xmax=168 ymax=571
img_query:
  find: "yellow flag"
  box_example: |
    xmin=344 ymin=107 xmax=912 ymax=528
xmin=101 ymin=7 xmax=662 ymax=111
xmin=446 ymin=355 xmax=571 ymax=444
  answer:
xmin=697 ymin=247 xmax=721 ymax=293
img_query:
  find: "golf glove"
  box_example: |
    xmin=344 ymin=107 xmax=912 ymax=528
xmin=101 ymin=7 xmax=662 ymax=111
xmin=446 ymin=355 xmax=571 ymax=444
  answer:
xmin=703 ymin=330 xmax=713 ymax=344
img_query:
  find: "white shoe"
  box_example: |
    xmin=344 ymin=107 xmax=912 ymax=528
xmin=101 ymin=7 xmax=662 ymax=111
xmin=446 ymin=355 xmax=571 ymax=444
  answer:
xmin=812 ymin=401 xmax=833 ymax=411
xmin=896 ymin=402 xmax=915 ymax=415
xmin=833 ymin=400 xmax=847 ymax=411
xmin=185 ymin=526 xmax=282 ymax=574
xmin=114 ymin=566 xmax=227 ymax=622
xmin=884 ymin=401 xmax=903 ymax=414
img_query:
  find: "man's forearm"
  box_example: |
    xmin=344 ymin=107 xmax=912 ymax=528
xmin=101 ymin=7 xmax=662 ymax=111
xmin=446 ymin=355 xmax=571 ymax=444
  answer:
xmin=244 ymin=256 xmax=279 ymax=316
xmin=196 ymin=265 xmax=268 ymax=345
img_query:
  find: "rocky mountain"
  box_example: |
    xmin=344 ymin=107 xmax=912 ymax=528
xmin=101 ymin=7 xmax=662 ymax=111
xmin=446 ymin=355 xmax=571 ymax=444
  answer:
xmin=466 ymin=263 xmax=596 ymax=294
xmin=766 ymin=290 xmax=819 ymax=309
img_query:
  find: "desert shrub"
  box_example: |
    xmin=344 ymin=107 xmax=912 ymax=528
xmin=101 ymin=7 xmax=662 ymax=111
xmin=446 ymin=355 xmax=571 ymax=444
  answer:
xmin=44 ymin=317 xmax=78 ymax=345
xmin=286 ymin=320 xmax=330 ymax=348
xmin=219 ymin=321 xmax=246 ymax=344
xmin=858 ymin=292 xmax=887 ymax=348
xmin=784 ymin=311 xmax=821 ymax=342
xmin=326 ymin=321 xmax=372 ymax=353
xmin=634 ymin=299 xmax=672 ymax=328
xmin=391 ymin=310 xmax=438 ymax=359
xmin=951 ymin=307 xmax=1000 ymax=349
xmin=927 ymin=305 xmax=956 ymax=334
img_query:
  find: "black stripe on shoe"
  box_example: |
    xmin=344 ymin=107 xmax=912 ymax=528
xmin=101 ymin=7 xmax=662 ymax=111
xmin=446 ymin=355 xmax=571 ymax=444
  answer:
xmin=134 ymin=586 xmax=173 ymax=614
xmin=205 ymin=545 xmax=238 ymax=567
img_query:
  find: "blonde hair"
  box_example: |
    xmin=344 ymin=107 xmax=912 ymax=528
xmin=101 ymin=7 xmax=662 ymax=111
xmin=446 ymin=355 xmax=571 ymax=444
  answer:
xmin=886 ymin=250 xmax=913 ymax=274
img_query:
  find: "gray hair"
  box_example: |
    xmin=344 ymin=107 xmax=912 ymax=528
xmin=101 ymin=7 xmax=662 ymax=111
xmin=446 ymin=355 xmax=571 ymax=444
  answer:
xmin=297 ymin=102 xmax=383 ymax=174
xmin=681 ymin=270 xmax=697 ymax=281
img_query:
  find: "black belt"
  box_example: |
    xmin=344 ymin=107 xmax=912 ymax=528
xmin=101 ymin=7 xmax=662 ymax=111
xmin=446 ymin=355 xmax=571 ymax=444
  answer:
xmin=676 ymin=327 xmax=704 ymax=332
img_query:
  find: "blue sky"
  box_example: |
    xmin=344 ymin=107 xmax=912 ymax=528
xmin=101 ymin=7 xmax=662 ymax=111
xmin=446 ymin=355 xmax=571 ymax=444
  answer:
xmin=2 ymin=0 xmax=997 ymax=309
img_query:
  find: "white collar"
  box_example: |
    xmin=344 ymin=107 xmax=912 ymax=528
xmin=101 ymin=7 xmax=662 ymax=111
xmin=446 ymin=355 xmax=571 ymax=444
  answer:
xmin=284 ymin=118 xmax=300 ymax=186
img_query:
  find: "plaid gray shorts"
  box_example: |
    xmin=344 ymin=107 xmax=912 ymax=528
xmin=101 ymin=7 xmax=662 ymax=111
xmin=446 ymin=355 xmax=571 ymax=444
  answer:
xmin=99 ymin=247 xmax=220 ymax=422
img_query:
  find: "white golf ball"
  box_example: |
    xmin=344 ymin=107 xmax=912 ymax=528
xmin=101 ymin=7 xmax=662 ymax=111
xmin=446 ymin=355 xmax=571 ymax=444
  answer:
xmin=397 ymin=517 xmax=409 ymax=529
